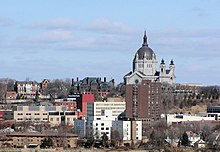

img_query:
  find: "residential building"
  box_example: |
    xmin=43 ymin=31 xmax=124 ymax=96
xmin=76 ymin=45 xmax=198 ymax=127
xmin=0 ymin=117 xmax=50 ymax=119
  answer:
xmin=6 ymin=132 xmax=78 ymax=148
xmin=54 ymin=97 xmax=77 ymax=111
xmin=125 ymin=79 xmax=162 ymax=123
xmin=71 ymin=77 xmax=114 ymax=97
xmin=86 ymin=100 xmax=126 ymax=119
xmin=6 ymin=91 xmax=17 ymax=100
xmin=14 ymin=81 xmax=40 ymax=99
xmin=13 ymin=106 xmax=77 ymax=126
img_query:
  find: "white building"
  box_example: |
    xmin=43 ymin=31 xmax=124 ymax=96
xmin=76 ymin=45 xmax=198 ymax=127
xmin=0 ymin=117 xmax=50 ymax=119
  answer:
xmin=112 ymin=120 xmax=142 ymax=141
xmin=74 ymin=109 xmax=142 ymax=142
xmin=86 ymin=101 xmax=126 ymax=119
xmin=74 ymin=110 xmax=114 ymax=139
xmin=124 ymin=31 xmax=176 ymax=86
xmin=166 ymin=114 xmax=215 ymax=126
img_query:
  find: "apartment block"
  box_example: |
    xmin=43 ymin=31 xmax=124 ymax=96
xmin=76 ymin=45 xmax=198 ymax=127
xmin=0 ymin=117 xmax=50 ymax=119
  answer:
xmin=86 ymin=100 xmax=125 ymax=118
xmin=125 ymin=79 xmax=162 ymax=123
xmin=13 ymin=106 xmax=76 ymax=126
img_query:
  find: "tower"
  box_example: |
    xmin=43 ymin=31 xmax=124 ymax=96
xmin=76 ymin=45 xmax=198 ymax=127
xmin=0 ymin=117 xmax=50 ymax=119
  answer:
xmin=160 ymin=59 xmax=166 ymax=76
xmin=132 ymin=31 xmax=157 ymax=76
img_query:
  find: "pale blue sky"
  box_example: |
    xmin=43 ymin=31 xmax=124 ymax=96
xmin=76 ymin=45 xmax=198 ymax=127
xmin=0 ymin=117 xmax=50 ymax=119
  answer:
xmin=0 ymin=0 xmax=220 ymax=85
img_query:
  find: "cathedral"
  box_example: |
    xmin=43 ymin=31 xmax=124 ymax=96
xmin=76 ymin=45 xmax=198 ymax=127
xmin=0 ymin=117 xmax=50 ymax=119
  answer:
xmin=124 ymin=31 xmax=176 ymax=122
xmin=124 ymin=31 xmax=176 ymax=85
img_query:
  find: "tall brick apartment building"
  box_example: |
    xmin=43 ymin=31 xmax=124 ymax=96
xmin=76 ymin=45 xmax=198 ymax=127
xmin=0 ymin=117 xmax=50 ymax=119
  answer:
xmin=125 ymin=80 xmax=162 ymax=122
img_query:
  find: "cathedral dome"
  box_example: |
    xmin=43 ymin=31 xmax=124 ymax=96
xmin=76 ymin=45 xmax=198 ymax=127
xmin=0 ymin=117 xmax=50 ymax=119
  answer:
xmin=134 ymin=31 xmax=155 ymax=60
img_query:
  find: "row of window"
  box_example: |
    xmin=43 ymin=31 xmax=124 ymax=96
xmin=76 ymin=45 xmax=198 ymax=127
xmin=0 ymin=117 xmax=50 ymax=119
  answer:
xmin=17 ymin=113 xmax=47 ymax=115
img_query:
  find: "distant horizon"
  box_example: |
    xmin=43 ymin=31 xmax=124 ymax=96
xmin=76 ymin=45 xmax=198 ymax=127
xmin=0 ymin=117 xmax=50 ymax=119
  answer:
xmin=0 ymin=76 xmax=216 ymax=87
xmin=1 ymin=0 xmax=220 ymax=86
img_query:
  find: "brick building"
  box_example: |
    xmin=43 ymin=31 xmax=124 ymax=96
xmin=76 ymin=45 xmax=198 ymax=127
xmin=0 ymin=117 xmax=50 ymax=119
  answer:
xmin=71 ymin=77 xmax=114 ymax=97
xmin=125 ymin=80 xmax=162 ymax=123
xmin=6 ymin=132 xmax=78 ymax=148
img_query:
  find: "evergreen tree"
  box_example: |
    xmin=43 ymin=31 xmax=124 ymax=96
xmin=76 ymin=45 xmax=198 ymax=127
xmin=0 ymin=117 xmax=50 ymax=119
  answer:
xmin=181 ymin=132 xmax=190 ymax=147
xmin=40 ymin=138 xmax=53 ymax=148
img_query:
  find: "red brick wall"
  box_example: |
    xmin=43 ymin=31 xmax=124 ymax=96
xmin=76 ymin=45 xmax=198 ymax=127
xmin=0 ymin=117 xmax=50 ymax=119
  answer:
xmin=125 ymin=80 xmax=162 ymax=121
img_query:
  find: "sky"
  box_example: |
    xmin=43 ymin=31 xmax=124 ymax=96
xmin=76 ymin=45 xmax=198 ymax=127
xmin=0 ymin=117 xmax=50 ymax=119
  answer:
xmin=0 ymin=0 xmax=220 ymax=86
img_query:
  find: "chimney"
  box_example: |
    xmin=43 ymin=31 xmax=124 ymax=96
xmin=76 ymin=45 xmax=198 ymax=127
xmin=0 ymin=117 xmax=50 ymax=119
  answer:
xmin=104 ymin=77 xmax=106 ymax=82
xmin=71 ymin=79 xmax=74 ymax=86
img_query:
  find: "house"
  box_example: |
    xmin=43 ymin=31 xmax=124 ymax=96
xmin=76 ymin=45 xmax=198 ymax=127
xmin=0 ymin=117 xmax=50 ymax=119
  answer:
xmin=6 ymin=91 xmax=17 ymax=100
xmin=165 ymin=137 xmax=179 ymax=147
xmin=194 ymin=139 xmax=206 ymax=149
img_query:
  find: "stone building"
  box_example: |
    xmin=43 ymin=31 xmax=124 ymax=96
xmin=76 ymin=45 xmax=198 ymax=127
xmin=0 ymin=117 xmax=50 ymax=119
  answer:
xmin=124 ymin=31 xmax=176 ymax=85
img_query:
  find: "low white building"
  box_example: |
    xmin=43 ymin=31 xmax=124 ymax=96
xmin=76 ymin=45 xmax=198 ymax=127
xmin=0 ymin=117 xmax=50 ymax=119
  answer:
xmin=166 ymin=114 xmax=215 ymax=126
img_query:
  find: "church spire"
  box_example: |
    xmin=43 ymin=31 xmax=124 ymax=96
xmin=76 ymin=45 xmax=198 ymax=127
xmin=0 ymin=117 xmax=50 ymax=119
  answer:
xmin=142 ymin=30 xmax=148 ymax=46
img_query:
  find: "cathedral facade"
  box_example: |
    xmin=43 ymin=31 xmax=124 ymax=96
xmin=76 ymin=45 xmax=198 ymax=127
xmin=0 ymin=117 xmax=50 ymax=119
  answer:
xmin=124 ymin=31 xmax=176 ymax=86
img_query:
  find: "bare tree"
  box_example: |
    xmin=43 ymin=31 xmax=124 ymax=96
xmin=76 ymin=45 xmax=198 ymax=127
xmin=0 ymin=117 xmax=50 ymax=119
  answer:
xmin=111 ymin=130 xmax=122 ymax=147
xmin=44 ymin=79 xmax=71 ymax=100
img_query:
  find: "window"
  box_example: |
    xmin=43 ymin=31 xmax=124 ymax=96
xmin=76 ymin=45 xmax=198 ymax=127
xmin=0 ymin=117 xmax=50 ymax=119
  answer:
xmin=101 ymin=123 xmax=104 ymax=126
xmin=50 ymin=118 xmax=53 ymax=121
xmin=106 ymin=127 xmax=109 ymax=130
xmin=101 ymin=127 xmax=104 ymax=130
xmin=96 ymin=123 xmax=98 ymax=126
xmin=56 ymin=118 xmax=59 ymax=121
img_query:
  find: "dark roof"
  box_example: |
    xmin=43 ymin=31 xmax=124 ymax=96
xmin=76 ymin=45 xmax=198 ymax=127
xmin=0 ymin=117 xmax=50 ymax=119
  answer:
xmin=124 ymin=71 xmax=132 ymax=77
xmin=154 ymin=71 xmax=160 ymax=76
xmin=134 ymin=31 xmax=155 ymax=60
xmin=136 ymin=46 xmax=154 ymax=60
xmin=138 ymin=71 xmax=146 ymax=76
xmin=166 ymin=70 xmax=170 ymax=74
